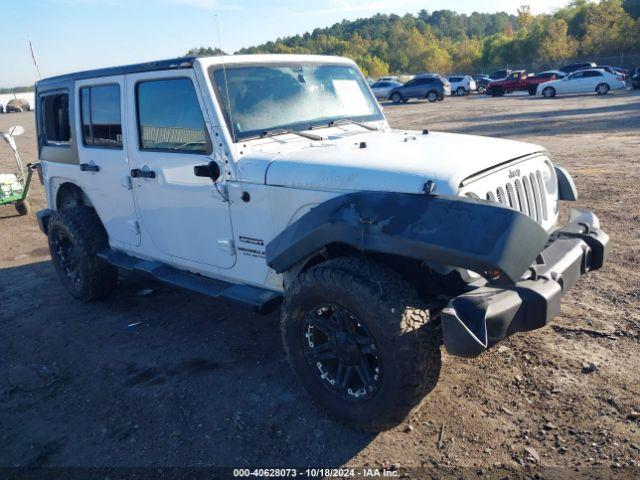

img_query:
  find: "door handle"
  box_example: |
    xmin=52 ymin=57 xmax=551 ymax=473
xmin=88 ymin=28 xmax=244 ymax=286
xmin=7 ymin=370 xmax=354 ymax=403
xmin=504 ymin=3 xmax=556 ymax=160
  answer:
xmin=79 ymin=163 xmax=100 ymax=172
xmin=130 ymin=168 xmax=156 ymax=179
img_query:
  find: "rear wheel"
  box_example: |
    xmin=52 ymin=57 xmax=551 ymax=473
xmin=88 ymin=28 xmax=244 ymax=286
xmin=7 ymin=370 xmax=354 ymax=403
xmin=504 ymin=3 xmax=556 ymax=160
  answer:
xmin=427 ymin=91 xmax=438 ymax=102
xmin=456 ymin=87 xmax=466 ymax=96
xmin=543 ymin=86 xmax=556 ymax=98
xmin=390 ymin=93 xmax=402 ymax=104
xmin=596 ymin=83 xmax=610 ymax=95
xmin=48 ymin=206 xmax=117 ymax=302
xmin=528 ymin=86 xmax=537 ymax=96
xmin=491 ymin=88 xmax=504 ymax=97
xmin=15 ymin=200 xmax=29 ymax=216
xmin=281 ymin=256 xmax=441 ymax=431
xmin=477 ymin=86 xmax=486 ymax=94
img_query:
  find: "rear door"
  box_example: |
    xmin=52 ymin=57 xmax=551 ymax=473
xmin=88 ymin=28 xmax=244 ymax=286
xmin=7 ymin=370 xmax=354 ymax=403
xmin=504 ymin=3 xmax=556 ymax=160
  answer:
xmin=124 ymin=69 xmax=235 ymax=269
xmin=74 ymin=76 xmax=140 ymax=246
xmin=583 ymin=70 xmax=604 ymax=91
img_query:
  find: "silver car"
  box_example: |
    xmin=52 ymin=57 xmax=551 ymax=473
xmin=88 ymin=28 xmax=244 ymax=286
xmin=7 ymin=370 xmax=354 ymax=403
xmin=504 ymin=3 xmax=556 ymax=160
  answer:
xmin=370 ymin=80 xmax=403 ymax=100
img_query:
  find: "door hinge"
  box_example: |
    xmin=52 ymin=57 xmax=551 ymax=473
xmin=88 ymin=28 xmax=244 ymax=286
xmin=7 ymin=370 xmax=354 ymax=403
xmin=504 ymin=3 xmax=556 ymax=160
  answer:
xmin=217 ymin=239 xmax=236 ymax=256
xmin=122 ymin=176 xmax=133 ymax=190
xmin=127 ymin=219 xmax=140 ymax=235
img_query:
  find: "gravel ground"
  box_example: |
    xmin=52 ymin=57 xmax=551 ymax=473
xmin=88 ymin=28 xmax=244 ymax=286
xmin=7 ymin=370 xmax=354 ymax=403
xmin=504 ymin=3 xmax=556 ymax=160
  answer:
xmin=0 ymin=88 xmax=639 ymax=477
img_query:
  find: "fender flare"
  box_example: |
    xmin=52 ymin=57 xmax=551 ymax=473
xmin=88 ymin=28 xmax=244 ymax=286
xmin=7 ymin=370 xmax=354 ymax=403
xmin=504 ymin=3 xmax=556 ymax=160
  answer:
xmin=265 ymin=191 xmax=549 ymax=284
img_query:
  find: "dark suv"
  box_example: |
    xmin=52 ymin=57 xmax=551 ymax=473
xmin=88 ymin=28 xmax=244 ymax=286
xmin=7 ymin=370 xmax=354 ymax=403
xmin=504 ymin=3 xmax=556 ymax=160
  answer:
xmin=559 ymin=62 xmax=596 ymax=74
xmin=389 ymin=75 xmax=450 ymax=103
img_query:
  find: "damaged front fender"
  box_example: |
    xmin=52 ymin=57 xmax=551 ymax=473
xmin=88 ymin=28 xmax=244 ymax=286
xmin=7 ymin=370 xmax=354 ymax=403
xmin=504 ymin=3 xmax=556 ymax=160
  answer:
xmin=266 ymin=191 xmax=549 ymax=284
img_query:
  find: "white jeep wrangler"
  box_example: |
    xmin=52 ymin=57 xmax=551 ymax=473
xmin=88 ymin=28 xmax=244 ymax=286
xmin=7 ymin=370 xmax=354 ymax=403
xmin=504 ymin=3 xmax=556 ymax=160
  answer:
xmin=35 ymin=54 xmax=609 ymax=431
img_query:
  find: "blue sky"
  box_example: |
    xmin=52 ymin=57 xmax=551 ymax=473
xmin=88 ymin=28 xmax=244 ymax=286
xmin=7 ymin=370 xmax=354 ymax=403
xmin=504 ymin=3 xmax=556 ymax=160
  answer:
xmin=1 ymin=0 xmax=569 ymax=87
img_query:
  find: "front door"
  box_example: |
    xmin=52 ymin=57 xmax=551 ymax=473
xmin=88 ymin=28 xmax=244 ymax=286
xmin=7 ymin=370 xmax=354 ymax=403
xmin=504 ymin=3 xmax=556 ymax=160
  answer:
xmin=75 ymin=76 xmax=140 ymax=246
xmin=125 ymin=70 xmax=235 ymax=269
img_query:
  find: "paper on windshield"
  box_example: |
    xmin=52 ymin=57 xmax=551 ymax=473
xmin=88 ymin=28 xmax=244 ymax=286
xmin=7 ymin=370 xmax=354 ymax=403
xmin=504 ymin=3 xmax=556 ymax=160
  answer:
xmin=332 ymin=80 xmax=372 ymax=115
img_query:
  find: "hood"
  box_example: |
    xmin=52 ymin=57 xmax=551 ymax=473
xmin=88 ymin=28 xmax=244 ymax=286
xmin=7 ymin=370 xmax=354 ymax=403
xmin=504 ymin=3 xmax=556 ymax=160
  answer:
xmin=237 ymin=129 xmax=545 ymax=196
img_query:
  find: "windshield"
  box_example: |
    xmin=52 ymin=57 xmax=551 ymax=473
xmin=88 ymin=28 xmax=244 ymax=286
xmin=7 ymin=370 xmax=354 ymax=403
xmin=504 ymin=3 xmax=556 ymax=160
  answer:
xmin=209 ymin=63 xmax=383 ymax=142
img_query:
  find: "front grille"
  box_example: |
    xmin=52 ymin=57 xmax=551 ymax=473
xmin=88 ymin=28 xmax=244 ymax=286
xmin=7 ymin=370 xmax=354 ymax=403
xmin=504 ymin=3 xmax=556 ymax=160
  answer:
xmin=485 ymin=169 xmax=548 ymax=224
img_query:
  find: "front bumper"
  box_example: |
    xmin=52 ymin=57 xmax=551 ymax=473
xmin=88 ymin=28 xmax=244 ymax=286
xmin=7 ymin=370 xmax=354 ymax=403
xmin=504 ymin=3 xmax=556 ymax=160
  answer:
xmin=441 ymin=209 xmax=609 ymax=358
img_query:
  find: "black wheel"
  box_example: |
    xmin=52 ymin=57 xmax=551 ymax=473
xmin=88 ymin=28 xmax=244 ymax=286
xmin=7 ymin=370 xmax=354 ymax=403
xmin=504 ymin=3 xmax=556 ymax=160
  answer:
xmin=528 ymin=87 xmax=537 ymax=96
xmin=456 ymin=87 xmax=466 ymax=96
xmin=477 ymin=86 xmax=486 ymax=94
xmin=427 ymin=91 xmax=438 ymax=102
xmin=48 ymin=206 xmax=117 ymax=302
xmin=596 ymin=83 xmax=610 ymax=95
xmin=543 ymin=86 xmax=556 ymax=98
xmin=15 ymin=200 xmax=30 ymax=216
xmin=390 ymin=93 xmax=402 ymax=104
xmin=281 ymin=256 xmax=441 ymax=431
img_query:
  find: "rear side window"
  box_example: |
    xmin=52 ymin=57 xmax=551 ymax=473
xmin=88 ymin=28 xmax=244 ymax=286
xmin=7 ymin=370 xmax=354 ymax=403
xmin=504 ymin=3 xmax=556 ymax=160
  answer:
xmin=136 ymin=78 xmax=210 ymax=154
xmin=41 ymin=93 xmax=71 ymax=146
xmin=80 ymin=85 xmax=122 ymax=148
xmin=584 ymin=71 xmax=603 ymax=77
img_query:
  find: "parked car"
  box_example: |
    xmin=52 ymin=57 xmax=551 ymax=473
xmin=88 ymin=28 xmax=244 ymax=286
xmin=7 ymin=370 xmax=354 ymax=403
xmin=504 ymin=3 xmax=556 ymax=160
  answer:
xmin=34 ymin=54 xmax=608 ymax=432
xmin=5 ymin=99 xmax=31 ymax=113
xmin=370 ymin=80 xmax=403 ymax=100
xmin=558 ymin=62 xmax=596 ymax=74
xmin=472 ymin=75 xmax=491 ymax=94
xmin=490 ymin=69 xmax=511 ymax=80
xmin=537 ymin=69 xmax=626 ymax=97
xmin=591 ymin=65 xmax=628 ymax=78
xmin=487 ymin=70 xmax=567 ymax=96
xmin=388 ymin=75 xmax=450 ymax=103
xmin=447 ymin=75 xmax=476 ymax=96
xmin=632 ymin=68 xmax=640 ymax=89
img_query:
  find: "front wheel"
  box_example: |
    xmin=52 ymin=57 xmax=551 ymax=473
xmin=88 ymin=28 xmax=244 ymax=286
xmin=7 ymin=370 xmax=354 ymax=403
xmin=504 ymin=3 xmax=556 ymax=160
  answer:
xmin=390 ymin=93 xmax=402 ymax=104
xmin=48 ymin=206 xmax=118 ymax=302
xmin=456 ymin=87 xmax=466 ymax=96
xmin=543 ymin=86 xmax=556 ymax=98
xmin=281 ymin=256 xmax=441 ymax=431
xmin=427 ymin=91 xmax=438 ymax=102
xmin=596 ymin=83 xmax=610 ymax=95
xmin=15 ymin=200 xmax=30 ymax=216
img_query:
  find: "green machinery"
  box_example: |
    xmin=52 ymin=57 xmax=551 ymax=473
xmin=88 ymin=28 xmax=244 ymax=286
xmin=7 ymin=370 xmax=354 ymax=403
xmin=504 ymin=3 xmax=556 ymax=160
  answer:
xmin=1 ymin=125 xmax=36 ymax=216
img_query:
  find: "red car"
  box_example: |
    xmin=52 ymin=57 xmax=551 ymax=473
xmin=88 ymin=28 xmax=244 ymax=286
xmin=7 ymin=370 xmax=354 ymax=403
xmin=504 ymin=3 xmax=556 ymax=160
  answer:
xmin=486 ymin=70 xmax=566 ymax=96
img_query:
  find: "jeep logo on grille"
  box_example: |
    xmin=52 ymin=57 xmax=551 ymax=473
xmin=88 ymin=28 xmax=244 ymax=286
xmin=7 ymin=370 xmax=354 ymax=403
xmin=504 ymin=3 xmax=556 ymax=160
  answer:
xmin=508 ymin=169 xmax=521 ymax=179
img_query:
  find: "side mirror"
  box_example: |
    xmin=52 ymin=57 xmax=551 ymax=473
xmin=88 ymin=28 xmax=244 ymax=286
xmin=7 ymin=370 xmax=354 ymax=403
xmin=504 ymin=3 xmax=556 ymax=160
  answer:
xmin=194 ymin=161 xmax=221 ymax=182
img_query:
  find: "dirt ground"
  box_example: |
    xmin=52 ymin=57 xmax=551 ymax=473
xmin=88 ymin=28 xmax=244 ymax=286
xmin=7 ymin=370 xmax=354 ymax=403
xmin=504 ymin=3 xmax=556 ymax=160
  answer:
xmin=1 ymin=89 xmax=639 ymax=477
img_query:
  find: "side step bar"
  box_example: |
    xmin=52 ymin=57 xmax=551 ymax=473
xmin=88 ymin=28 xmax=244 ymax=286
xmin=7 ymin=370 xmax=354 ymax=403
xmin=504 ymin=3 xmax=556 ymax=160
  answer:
xmin=97 ymin=250 xmax=282 ymax=314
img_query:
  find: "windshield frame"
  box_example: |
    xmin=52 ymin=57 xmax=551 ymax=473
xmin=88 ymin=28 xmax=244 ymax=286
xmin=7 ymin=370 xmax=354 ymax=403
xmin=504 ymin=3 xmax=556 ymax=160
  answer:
xmin=207 ymin=61 xmax=385 ymax=143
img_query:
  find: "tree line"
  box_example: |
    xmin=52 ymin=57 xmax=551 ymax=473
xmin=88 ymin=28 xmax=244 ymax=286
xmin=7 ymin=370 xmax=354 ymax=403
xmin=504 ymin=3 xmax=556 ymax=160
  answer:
xmin=189 ymin=0 xmax=640 ymax=77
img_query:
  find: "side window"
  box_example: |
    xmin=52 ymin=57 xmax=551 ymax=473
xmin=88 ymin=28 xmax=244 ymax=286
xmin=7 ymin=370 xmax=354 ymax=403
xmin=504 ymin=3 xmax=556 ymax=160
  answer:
xmin=80 ymin=85 xmax=122 ymax=148
xmin=41 ymin=93 xmax=71 ymax=146
xmin=585 ymin=71 xmax=603 ymax=77
xmin=136 ymin=78 xmax=210 ymax=154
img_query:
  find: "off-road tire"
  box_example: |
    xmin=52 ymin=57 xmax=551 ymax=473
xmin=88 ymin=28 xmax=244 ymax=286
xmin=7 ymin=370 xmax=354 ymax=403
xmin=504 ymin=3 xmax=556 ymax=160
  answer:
xmin=390 ymin=93 xmax=402 ymax=104
xmin=47 ymin=206 xmax=117 ymax=302
xmin=15 ymin=200 xmax=29 ymax=216
xmin=281 ymin=256 xmax=441 ymax=431
xmin=596 ymin=83 xmax=610 ymax=95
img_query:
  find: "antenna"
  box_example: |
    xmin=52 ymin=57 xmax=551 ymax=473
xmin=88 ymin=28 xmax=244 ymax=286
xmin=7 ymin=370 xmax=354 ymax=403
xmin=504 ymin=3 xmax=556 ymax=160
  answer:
xmin=215 ymin=14 xmax=236 ymax=144
xmin=29 ymin=39 xmax=42 ymax=80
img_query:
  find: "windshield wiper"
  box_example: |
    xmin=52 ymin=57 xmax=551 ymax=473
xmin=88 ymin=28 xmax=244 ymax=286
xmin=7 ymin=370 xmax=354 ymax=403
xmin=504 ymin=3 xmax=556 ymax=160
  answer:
xmin=243 ymin=128 xmax=323 ymax=142
xmin=327 ymin=118 xmax=378 ymax=131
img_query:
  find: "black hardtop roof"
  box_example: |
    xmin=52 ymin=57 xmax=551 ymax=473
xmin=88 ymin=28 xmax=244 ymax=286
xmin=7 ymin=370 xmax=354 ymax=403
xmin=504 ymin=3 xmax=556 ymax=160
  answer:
xmin=36 ymin=56 xmax=196 ymax=88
